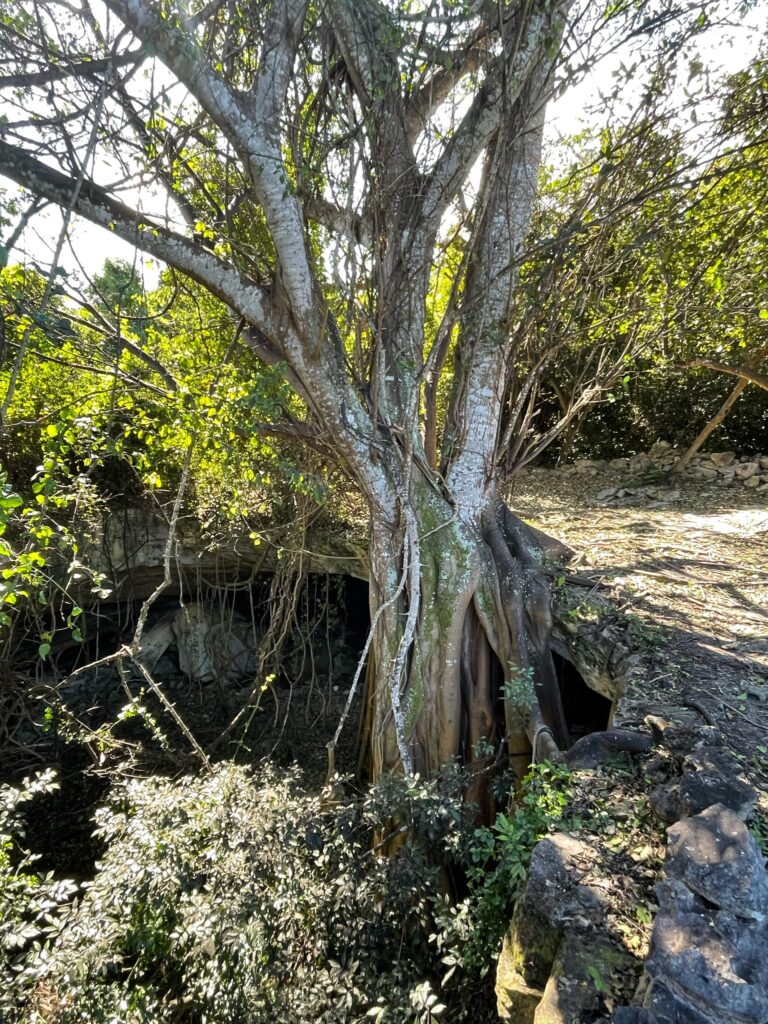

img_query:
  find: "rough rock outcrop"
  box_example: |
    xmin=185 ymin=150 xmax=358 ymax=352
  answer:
xmin=138 ymin=603 xmax=260 ymax=685
xmin=496 ymin=834 xmax=635 ymax=1023
xmin=615 ymin=721 xmax=767 ymax=1023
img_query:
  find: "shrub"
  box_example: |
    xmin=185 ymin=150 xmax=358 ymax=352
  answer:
xmin=0 ymin=771 xmax=78 ymax=1020
xmin=3 ymin=761 xmax=576 ymax=1024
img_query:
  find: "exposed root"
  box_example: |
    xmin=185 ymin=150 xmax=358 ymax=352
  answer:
xmin=565 ymin=729 xmax=653 ymax=770
xmin=365 ymin=490 xmax=573 ymax=808
xmin=478 ymin=501 xmax=570 ymax=757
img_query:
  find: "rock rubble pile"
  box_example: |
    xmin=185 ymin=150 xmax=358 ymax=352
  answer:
xmin=525 ymin=441 xmax=768 ymax=507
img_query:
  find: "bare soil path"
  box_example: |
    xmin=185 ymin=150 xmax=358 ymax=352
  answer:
xmin=512 ymin=468 xmax=768 ymax=801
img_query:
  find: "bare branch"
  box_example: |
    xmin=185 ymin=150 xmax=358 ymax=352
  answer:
xmin=104 ymin=0 xmax=318 ymax=330
xmin=0 ymin=49 xmax=144 ymax=90
xmin=681 ymin=357 xmax=768 ymax=391
xmin=404 ymin=41 xmax=485 ymax=145
xmin=422 ymin=0 xmax=570 ymax=227
xmin=0 ymin=139 xmax=279 ymax=344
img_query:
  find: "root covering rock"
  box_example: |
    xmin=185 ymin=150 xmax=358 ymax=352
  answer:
xmin=565 ymin=729 xmax=653 ymax=770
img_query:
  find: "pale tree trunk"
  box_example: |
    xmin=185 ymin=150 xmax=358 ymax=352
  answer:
xmin=363 ymin=51 xmax=572 ymax=808
xmin=365 ymin=477 xmax=571 ymax=816
xmin=672 ymin=377 xmax=749 ymax=475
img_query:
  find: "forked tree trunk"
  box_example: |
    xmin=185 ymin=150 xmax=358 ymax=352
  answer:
xmin=0 ymin=0 xmax=575 ymax=816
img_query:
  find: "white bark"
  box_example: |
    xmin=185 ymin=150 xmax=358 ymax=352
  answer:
xmin=445 ymin=11 xmax=568 ymax=508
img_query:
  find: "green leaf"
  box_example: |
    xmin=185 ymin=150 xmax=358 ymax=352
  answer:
xmin=587 ymin=965 xmax=609 ymax=993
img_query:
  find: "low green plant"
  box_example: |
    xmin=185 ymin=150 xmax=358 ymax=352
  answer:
xmin=501 ymin=665 xmax=536 ymax=711
xmin=4 ymin=765 xmax=476 ymax=1023
xmin=2 ymin=760 xmax=579 ymax=1023
xmin=0 ymin=771 xmax=78 ymax=1019
xmin=435 ymin=761 xmax=577 ymax=978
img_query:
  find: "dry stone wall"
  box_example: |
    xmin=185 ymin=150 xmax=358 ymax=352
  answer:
xmin=541 ymin=441 xmax=768 ymax=507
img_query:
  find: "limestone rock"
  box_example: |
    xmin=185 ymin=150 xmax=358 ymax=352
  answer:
xmin=533 ymin=934 xmax=634 ymax=1023
xmin=683 ymin=745 xmax=742 ymax=777
xmin=653 ymin=488 xmax=680 ymax=503
xmin=612 ymin=1009 xmax=653 ymax=1023
xmin=496 ymin=958 xmax=543 ymax=1023
xmin=744 ymin=475 xmax=761 ymax=488
xmin=735 ymin=461 xmax=759 ymax=479
xmin=665 ymin=804 xmax=768 ymax=921
xmin=649 ymin=721 xmax=722 ymax=757
xmin=691 ymin=467 xmax=717 ymax=482
xmin=644 ymin=980 xmax=746 ymax=1024
xmin=135 ymin=603 xmax=262 ymax=686
xmin=709 ymin=452 xmax=736 ymax=467
xmin=645 ymin=907 xmax=768 ymax=1023
xmin=760 ymin=456 xmax=768 ymax=470
xmin=503 ymin=835 xmax=591 ymax=988
xmin=497 ymin=833 xmax=637 ymax=1022
xmin=137 ymin=618 xmax=176 ymax=672
xmin=678 ymin=770 xmax=757 ymax=820
xmin=649 ymin=781 xmax=683 ymax=824
xmin=174 ymin=603 xmax=258 ymax=685
xmin=642 ymin=709 xmax=707 ymax=738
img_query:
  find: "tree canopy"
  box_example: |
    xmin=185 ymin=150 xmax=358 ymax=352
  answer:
xmin=0 ymin=0 xmax=766 ymax=787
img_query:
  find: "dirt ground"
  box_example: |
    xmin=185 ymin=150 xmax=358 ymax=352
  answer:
xmin=511 ymin=467 xmax=768 ymax=798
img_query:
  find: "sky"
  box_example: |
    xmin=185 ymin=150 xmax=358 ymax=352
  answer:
xmin=2 ymin=2 xmax=765 ymax=293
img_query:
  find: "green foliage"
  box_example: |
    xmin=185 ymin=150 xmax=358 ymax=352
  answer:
xmin=0 ymin=761 xmax=580 ymax=1024
xmin=4 ymin=766 xmax=461 ymax=1023
xmin=517 ymin=65 xmax=768 ymax=465
xmin=0 ymin=771 xmax=79 ymax=1020
xmin=0 ymin=259 xmax=342 ymax=664
xmin=0 ymin=262 xmax=328 ymax=527
xmin=440 ymin=762 xmax=577 ymax=977
xmin=501 ymin=665 xmax=536 ymax=713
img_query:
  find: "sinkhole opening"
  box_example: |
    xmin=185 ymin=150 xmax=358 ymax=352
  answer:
xmin=552 ymin=649 xmax=614 ymax=744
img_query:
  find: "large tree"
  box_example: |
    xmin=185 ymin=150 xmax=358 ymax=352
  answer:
xmin=0 ymin=0 xmax=748 ymax=796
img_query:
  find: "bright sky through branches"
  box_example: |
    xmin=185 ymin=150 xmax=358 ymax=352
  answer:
xmin=1 ymin=1 xmax=765 ymax=289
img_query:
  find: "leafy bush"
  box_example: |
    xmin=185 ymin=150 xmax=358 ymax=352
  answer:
xmin=2 ymin=761 xmax=576 ymax=1024
xmin=0 ymin=771 xmax=78 ymax=1020
xmin=434 ymin=761 xmax=576 ymax=978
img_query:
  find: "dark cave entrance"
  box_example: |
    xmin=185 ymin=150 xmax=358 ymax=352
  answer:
xmin=552 ymin=649 xmax=614 ymax=744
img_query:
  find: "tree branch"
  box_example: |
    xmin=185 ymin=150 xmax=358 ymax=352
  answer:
xmin=0 ymin=139 xmax=279 ymax=344
xmin=0 ymin=49 xmax=144 ymax=90
xmin=404 ymin=42 xmax=485 ymax=145
xmin=681 ymin=357 xmax=768 ymax=391
xmin=104 ymin=0 xmax=318 ymax=332
xmin=303 ymin=195 xmax=371 ymax=247
xmin=421 ymin=0 xmax=568 ymax=227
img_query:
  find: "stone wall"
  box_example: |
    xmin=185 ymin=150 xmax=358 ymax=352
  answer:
xmin=558 ymin=441 xmax=768 ymax=494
